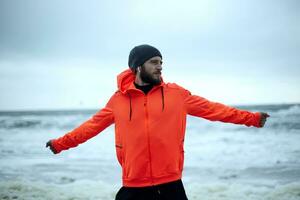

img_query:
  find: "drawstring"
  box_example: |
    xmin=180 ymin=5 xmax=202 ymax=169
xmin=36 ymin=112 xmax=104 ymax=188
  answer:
xmin=161 ymin=87 xmax=165 ymax=111
xmin=127 ymin=86 xmax=165 ymax=121
xmin=128 ymin=93 xmax=132 ymax=121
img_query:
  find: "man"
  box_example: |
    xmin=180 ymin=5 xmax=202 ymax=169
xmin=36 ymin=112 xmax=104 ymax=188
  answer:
xmin=46 ymin=44 xmax=270 ymax=200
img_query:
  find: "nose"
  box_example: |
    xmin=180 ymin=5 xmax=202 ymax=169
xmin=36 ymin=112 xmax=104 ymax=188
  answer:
xmin=157 ymin=63 xmax=162 ymax=70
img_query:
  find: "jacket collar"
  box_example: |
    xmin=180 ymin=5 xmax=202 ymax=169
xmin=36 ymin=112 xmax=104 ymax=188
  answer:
xmin=117 ymin=69 xmax=164 ymax=94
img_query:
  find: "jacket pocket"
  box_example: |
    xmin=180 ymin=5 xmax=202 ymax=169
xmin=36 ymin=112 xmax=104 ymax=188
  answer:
xmin=179 ymin=140 xmax=185 ymax=171
xmin=115 ymin=144 xmax=124 ymax=165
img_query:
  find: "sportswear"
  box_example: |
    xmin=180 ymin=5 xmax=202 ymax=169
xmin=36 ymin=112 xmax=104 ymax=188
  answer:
xmin=51 ymin=69 xmax=261 ymax=187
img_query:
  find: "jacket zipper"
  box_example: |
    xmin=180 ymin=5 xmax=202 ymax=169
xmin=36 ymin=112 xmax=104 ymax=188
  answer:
xmin=144 ymin=95 xmax=154 ymax=184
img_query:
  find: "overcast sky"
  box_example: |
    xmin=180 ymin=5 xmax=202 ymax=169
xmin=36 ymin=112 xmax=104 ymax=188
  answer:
xmin=0 ymin=0 xmax=299 ymax=111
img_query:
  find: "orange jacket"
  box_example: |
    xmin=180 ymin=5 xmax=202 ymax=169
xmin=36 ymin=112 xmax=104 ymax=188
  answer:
xmin=52 ymin=69 xmax=261 ymax=187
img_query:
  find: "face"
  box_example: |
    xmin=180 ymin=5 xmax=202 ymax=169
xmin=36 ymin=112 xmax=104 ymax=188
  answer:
xmin=138 ymin=56 xmax=163 ymax=85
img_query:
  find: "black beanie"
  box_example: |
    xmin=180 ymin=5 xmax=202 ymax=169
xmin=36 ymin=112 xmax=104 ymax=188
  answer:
xmin=128 ymin=44 xmax=162 ymax=70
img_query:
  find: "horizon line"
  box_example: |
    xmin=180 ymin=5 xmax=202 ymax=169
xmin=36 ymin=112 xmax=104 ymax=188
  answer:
xmin=0 ymin=102 xmax=299 ymax=113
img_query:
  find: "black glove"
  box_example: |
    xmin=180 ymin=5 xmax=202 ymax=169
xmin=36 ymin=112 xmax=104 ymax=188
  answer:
xmin=46 ymin=140 xmax=58 ymax=154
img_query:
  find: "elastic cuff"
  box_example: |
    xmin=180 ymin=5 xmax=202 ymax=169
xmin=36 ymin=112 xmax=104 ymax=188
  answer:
xmin=254 ymin=112 xmax=262 ymax=128
xmin=51 ymin=139 xmax=61 ymax=154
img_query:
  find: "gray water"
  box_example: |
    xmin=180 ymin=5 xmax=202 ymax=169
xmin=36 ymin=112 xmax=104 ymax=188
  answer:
xmin=0 ymin=104 xmax=300 ymax=200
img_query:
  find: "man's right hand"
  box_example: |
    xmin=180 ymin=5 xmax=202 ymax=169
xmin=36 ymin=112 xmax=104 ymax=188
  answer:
xmin=259 ymin=112 xmax=270 ymax=127
xmin=46 ymin=140 xmax=57 ymax=154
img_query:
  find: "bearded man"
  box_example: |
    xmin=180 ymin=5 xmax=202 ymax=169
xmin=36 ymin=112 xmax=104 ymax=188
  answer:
xmin=47 ymin=44 xmax=269 ymax=200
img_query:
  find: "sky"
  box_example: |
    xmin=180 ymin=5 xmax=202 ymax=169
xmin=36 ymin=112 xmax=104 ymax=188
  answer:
xmin=0 ymin=0 xmax=299 ymax=111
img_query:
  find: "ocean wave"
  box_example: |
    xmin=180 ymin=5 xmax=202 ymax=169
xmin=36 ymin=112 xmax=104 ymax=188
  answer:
xmin=0 ymin=110 xmax=96 ymax=130
xmin=0 ymin=104 xmax=299 ymax=131
xmin=0 ymin=119 xmax=75 ymax=130
xmin=266 ymin=105 xmax=300 ymax=131
xmin=186 ymin=182 xmax=300 ymax=200
xmin=1 ymin=180 xmax=299 ymax=200
xmin=0 ymin=180 xmax=118 ymax=200
xmin=236 ymin=104 xmax=300 ymax=114
xmin=0 ymin=115 xmax=90 ymax=130
xmin=0 ymin=119 xmax=41 ymax=129
xmin=274 ymin=105 xmax=300 ymax=117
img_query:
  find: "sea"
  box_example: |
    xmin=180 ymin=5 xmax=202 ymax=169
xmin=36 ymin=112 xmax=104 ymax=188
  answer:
xmin=0 ymin=104 xmax=300 ymax=200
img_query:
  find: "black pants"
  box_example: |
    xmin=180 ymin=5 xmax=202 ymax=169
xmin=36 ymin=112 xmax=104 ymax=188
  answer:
xmin=115 ymin=179 xmax=188 ymax=200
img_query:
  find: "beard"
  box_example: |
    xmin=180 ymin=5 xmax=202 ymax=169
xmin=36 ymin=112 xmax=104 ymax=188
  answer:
xmin=140 ymin=66 xmax=161 ymax=85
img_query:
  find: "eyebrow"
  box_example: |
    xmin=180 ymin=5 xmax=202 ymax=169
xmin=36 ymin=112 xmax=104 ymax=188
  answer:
xmin=150 ymin=59 xmax=163 ymax=63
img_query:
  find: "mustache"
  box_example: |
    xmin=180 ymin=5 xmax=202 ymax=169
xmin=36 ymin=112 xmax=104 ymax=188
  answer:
xmin=153 ymin=70 xmax=162 ymax=75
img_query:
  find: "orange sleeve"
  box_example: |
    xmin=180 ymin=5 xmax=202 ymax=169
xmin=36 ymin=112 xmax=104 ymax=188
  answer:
xmin=51 ymin=98 xmax=115 ymax=154
xmin=182 ymin=89 xmax=261 ymax=128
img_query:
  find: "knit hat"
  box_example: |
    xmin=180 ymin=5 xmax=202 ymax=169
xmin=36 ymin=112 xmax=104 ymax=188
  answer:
xmin=128 ymin=44 xmax=162 ymax=71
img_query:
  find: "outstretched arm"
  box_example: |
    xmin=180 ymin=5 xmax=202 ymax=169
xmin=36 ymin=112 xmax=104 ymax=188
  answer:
xmin=46 ymin=104 xmax=114 ymax=154
xmin=183 ymin=90 xmax=269 ymax=127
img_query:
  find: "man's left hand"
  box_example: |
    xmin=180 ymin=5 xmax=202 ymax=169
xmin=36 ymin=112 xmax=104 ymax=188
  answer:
xmin=260 ymin=112 xmax=270 ymax=127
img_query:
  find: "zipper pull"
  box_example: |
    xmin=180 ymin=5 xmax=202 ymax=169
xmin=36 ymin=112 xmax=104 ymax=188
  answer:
xmin=157 ymin=189 xmax=161 ymax=195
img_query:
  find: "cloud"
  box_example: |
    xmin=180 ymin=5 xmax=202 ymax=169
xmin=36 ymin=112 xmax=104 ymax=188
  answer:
xmin=0 ymin=0 xmax=299 ymax=109
xmin=1 ymin=0 xmax=298 ymax=61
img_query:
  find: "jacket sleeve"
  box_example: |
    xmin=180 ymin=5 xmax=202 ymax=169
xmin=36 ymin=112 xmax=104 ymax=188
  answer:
xmin=182 ymin=89 xmax=261 ymax=128
xmin=51 ymin=97 xmax=115 ymax=154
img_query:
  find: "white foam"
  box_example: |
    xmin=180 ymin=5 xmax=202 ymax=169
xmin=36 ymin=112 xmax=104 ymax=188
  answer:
xmin=1 ymin=180 xmax=299 ymax=200
xmin=275 ymin=105 xmax=300 ymax=116
xmin=0 ymin=180 xmax=120 ymax=200
xmin=185 ymin=181 xmax=300 ymax=200
xmin=1 ymin=106 xmax=300 ymax=199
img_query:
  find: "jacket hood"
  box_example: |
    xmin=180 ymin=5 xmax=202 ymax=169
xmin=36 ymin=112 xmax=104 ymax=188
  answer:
xmin=117 ymin=69 xmax=136 ymax=94
xmin=117 ymin=69 xmax=164 ymax=94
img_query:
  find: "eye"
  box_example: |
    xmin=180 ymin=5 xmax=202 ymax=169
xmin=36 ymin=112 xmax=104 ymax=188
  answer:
xmin=150 ymin=60 xmax=163 ymax=65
